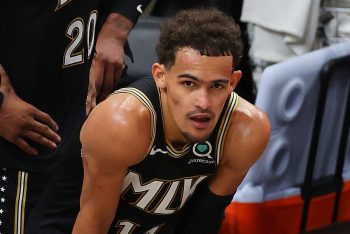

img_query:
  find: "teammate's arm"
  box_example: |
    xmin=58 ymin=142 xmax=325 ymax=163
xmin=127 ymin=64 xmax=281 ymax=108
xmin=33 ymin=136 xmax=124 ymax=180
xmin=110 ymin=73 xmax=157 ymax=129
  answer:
xmin=176 ymin=98 xmax=271 ymax=234
xmin=73 ymin=94 xmax=152 ymax=234
xmin=0 ymin=64 xmax=61 ymax=155
xmin=86 ymin=0 xmax=152 ymax=112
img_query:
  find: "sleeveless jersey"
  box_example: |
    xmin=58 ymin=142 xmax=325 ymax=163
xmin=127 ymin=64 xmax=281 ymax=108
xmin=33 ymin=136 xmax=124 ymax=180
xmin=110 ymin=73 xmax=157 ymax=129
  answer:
xmin=0 ymin=0 xmax=150 ymax=174
xmin=0 ymin=0 xmax=98 ymax=174
xmin=109 ymin=77 xmax=239 ymax=234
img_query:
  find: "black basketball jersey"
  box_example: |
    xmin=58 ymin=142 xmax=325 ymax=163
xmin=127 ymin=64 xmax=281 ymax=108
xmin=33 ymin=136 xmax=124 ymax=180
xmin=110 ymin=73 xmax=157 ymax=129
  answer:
xmin=0 ymin=0 xmax=152 ymax=174
xmin=109 ymin=77 xmax=239 ymax=234
xmin=0 ymin=0 xmax=100 ymax=174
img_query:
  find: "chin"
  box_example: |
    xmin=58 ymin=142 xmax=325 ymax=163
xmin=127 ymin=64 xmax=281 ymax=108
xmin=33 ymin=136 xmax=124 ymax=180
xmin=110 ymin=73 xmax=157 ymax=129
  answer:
xmin=183 ymin=131 xmax=211 ymax=143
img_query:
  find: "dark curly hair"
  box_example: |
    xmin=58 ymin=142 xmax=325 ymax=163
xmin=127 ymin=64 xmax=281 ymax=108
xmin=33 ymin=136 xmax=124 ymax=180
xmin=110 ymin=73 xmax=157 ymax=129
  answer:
xmin=156 ymin=8 xmax=243 ymax=70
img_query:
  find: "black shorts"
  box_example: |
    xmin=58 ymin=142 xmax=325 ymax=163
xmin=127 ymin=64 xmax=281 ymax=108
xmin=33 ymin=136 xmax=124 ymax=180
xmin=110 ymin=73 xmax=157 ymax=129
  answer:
xmin=0 ymin=168 xmax=48 ymax=234
xmin=25 ymin=129 xmax=83 ymax=234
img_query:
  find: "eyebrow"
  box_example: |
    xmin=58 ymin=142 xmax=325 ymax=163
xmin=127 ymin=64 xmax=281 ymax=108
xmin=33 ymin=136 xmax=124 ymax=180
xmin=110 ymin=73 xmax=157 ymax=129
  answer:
xmin=178 ymin=73 xmax=230 ymax=84
xmin=178 ymin=73 xmax=198 ymax=80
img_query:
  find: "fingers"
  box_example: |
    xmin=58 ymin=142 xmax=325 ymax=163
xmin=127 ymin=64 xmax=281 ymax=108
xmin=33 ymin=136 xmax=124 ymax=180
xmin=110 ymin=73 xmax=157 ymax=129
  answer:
xmin=86 ymin=93 xmax=97 ymax=115
xmin=23 ymin=130 xmax=58 ymax=150
xmin=30 ymin=109 xmax=61 ymax=147
xmin=91 ymin=54 xmax=105 ymax=96
xmin=33 ymin=110 xmax=60 ymax=134
xmin=86 ymin=69 xmax=97 ymax=115
xmin=15 ymin=138 xmax=38 ymax=156
xmin=113 ymin=64 xmax=124 ymax=88
xmin=1 ymin=64 xmax=61 ymax=154
xmin=12 ymin=111 xmax=61 ymax=155
xmin=0 ymin=64 xmax=5 ymax=81
xmin=30 ymin=120 xmax=60 ymax=141
xmin=97 ymin=64 xmax=115 ymax=102
xmin=0 ymin=64 xmax=6 ymax=79
xmin=92 ymin=48 xmax=124 ymax=103
xmin=0 ymin=64 xmax=8 ymax=86
xmin=0 ymin=64 xmax=12 ymax=88
xmin=90 ymin=93 xmax=96 ymax=111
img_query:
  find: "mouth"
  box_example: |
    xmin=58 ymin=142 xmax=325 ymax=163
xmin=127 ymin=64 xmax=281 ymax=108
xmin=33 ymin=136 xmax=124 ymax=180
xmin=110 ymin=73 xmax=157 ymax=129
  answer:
xmin=190 ymin=116 xmax=211 ymax=122
xmin=190 ymin=115 xmax=212 ymax=129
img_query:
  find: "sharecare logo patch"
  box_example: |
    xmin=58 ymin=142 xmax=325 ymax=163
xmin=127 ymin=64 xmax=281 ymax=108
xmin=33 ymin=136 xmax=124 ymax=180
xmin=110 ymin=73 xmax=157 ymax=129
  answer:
xmin=193 ymin=141 xmax=212 ymax=159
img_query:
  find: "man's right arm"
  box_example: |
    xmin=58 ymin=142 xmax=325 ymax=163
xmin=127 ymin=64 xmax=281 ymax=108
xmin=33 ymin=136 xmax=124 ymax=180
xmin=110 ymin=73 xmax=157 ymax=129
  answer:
xmin=73 ymin=93 xmax=152 ymax=233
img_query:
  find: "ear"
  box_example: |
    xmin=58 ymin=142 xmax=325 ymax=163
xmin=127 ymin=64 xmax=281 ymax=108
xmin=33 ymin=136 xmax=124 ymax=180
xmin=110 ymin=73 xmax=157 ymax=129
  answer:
xmin=152 ymin=63 xmax=167 ymax=89
xmin=230 ymin=70 xmax=242 ymax=91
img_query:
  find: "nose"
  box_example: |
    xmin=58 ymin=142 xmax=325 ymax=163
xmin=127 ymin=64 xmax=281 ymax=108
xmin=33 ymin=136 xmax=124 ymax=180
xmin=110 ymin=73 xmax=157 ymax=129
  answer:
xmin=195 ymin=89 xmax=211 ymax=110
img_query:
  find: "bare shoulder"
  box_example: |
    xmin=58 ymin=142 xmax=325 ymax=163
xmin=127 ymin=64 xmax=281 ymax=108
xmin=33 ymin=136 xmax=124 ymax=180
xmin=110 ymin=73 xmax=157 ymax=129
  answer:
xmin=232 ymin=97 xmax=270 ymax=141
xmin=81 ymin=93 xmax=152 ymax=167
xmin=222 ymin=96 xmax=271 ymax=168
xmin=208 ymin=97 xmax=271 ymax=195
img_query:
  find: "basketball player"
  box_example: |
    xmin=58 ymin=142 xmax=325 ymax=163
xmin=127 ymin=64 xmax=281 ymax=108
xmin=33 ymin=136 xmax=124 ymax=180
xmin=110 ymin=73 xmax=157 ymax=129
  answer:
xmin=73 ymin=8 xmax=271 ymax=234
xmin=0 ymin=0 xmax=150 ymax=233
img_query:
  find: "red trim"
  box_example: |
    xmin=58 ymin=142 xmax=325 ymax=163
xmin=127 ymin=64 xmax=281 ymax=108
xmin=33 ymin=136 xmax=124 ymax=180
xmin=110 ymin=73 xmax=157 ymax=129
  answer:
xmin=338 ymin=180 xmax=350 ymax=222
xmin=220 ymin=180 xmax=350 ymax=233
xmin=220 ymin=196 xmax=303 ymax=234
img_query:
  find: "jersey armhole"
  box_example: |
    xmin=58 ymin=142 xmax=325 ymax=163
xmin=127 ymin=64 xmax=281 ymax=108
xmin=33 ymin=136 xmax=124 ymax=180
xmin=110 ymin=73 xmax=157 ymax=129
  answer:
xmin=215 ymin=92 xmax=239 ymax=165
xmin=113 ymin=88 xmax=157 ymax=157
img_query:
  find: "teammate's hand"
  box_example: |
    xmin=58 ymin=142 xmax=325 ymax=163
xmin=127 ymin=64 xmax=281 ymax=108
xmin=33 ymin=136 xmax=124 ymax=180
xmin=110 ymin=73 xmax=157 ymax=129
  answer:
xmin=89 ymin=13 xmax=134 ymax=105
xmin=86 ymin=63 xmax=97 ymax=115
xmin=0 ymin=64 xmax=61 ymax=155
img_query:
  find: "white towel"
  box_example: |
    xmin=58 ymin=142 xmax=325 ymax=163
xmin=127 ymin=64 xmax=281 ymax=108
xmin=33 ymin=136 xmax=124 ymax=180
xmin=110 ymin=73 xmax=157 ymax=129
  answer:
xmin=241 ymin=0 xmax=321 ymax=63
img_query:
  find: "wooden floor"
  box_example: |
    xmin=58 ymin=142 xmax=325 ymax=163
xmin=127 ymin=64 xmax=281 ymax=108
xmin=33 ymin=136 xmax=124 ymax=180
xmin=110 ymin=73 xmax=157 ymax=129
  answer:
xmin=303 ymin=221 xmax=350 ymax=234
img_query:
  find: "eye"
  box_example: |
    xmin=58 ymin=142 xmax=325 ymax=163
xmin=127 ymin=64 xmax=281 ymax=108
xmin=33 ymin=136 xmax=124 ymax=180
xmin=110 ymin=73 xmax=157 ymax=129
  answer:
xmin=212 ymin=83 xmax=223 ymax=89
xmin=183 ymin=81 xmax=194 ymax=87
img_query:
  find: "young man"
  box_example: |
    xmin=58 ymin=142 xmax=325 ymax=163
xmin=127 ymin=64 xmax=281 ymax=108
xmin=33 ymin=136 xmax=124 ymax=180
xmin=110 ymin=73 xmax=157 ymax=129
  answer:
xmin=0 ymin=0 xmax=150 ymax=233
xmin=73 ymin=8 xmax=270 ymax=234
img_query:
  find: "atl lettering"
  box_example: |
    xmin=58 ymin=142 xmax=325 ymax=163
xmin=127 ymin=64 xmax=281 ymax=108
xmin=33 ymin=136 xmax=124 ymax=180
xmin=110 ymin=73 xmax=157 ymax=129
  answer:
xmin=121 ymin=171 xmax=208 ymax=215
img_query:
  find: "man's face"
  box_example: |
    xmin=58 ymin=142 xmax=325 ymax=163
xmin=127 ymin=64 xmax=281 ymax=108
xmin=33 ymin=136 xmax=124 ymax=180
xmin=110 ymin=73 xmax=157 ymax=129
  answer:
xmin=154 ymin=48 xmax=241 ymax=143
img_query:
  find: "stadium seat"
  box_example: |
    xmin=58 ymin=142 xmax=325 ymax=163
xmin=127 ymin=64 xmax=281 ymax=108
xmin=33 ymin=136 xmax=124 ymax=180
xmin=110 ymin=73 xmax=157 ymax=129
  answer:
xmin=220 ymin=42 xmax=350 ymax=234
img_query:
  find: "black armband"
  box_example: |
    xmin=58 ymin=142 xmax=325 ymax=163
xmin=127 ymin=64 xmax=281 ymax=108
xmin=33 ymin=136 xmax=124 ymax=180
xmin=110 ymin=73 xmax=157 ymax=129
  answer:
xmin=97 ymin=0 xmax=151 ymax=61
xmin=98 ymin=0 xmax=151 ymax=28
xmin=175 ymin=181 xmax=235 ymax=234
xmin=110 ymin=0 xmax=152 ymax=24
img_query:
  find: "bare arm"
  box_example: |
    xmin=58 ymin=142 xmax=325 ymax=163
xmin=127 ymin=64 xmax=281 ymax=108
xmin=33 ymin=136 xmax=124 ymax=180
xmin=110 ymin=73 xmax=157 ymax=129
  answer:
xmin=86 ymin=0 xmax=153 ymax=113
xmin=208 ymin=97 xmax=271 ymax=195
xmin=175 ymin=97 xmax=270 ymax=234
xmin=86 ymin=13 xmax=133 ymax=114
xmin=73 ymin=93 xmax=152 ymax=233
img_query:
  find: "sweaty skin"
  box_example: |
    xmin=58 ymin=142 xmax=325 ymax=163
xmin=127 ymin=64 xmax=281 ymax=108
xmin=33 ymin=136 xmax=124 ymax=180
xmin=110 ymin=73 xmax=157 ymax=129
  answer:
xmin=73 ymin=49 xmax=270 ymax=233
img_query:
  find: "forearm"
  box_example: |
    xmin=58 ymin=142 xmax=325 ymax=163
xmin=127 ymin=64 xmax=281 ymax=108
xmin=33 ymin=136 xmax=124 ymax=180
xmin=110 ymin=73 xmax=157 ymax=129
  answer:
xmin=72 ymin=138 xmax=130 ymax=234
xmin=175 ymin=180 xmax=235 ymax=234
xmin=99 ymin=12 xmax=134 ymax=46
xmin=73 ymin=206 xmax=114 ymax=234
xmin=207 ymin=165 xmax=245 ymax=196
xmin=73 ymin=182 xmax=121 ymax=234
xmin=73 ymin=211 xmax=106 ymax=234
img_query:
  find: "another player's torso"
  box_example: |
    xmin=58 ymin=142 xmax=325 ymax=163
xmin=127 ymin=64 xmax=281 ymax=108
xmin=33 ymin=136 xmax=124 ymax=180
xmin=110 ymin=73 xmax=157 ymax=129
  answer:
xmin=0 ymin=0 xmax=99 ymax=171
xmin=0 ymin=0 xmax=98 ymax=110
xmin=109 ymin=78 xmax=238 ymax=234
